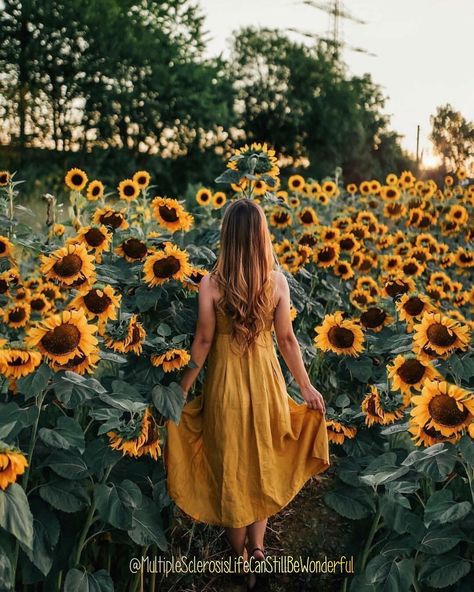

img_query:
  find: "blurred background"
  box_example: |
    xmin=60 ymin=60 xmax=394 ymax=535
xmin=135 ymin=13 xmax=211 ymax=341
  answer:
xmin=1 ymin=0 xmax=473 ymax=200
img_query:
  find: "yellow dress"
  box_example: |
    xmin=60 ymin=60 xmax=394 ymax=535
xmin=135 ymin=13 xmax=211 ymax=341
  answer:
xmin=163 ymin=304 xmax=331 ymax=528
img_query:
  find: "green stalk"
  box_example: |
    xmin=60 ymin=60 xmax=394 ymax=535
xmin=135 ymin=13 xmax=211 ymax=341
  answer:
xmin=73 ymin=465 xmax=113 ymax=567
xmin=11 ymin=389 xmax=47 ymax=588
xmin=359 ymin=505 xmax=382 ymax=571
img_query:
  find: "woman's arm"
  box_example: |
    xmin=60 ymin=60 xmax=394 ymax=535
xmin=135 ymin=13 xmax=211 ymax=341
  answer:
xmin=273 ymin=271 xmax=326 ymax=413
xmin=179 ymin=274 xmax=217 ymax=397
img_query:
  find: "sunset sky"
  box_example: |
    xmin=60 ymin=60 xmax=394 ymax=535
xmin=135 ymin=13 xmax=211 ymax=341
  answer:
xmin=202 ymin=0 xmax=474 ymax=166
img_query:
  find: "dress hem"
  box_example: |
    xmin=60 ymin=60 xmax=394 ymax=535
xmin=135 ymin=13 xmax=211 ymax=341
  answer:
xmin=166 ymin=457 xmax=331 ymax=529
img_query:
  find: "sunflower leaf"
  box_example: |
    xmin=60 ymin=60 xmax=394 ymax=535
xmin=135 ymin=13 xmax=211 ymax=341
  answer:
xmin=63 ymin=568 xmax=114 ymax=592
xmin=16 ymin=364 xmax=53 ymax=400
xmin=0 ymin=483 xmax=34 ymax=551
xmin=151 ymin=382 xmax=185 ymax=424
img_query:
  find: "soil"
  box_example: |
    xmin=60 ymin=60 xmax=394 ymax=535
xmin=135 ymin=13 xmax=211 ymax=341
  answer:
xmin=155 ymin=464 xmax=359 ymax=592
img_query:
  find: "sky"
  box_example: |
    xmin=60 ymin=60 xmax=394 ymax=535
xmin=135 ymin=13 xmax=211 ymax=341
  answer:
xmin=200 ymin=0 xmax=474 ymax=166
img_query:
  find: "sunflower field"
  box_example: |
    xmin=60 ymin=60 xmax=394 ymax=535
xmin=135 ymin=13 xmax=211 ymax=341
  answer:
xmin=0 ymin=144 xmax=473 ymax=592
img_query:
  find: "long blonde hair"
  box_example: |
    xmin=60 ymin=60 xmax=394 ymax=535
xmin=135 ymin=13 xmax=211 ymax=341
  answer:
xmin=210 ymin=198 xmax=278 ymax=353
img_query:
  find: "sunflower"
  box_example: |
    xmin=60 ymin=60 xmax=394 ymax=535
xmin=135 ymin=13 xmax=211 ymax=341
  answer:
xmin=338 ymin=233 xmax=361 ymax=254
xmin=313 ymin=243 xmax=340 ymax=268
xmin=314 ymin=311 xmax=365 ymax=356
xmin=69 ymin=285 xmax=121 ymax=326
xmin=444 ymin=175 xmax=454 ymax=187
xmin=326 ymin=420 xmax=357 ymax=444
xmin=86 ymin=180 xmax=105 ymax=201
xmin=298 ymin=207 xmax=318 ymax=226
xmin=0 ymin=171 xmax=11 ymax=186
xmin=298 ymin=232 xmax=318 ymax=248
xmin=279 ymin=250 xmax=302 ymax=274
xmin=359 ymin=181 xmax=371 ymax=195
xmin=184 ymin=267 xmax=209 ymax=292
xmin=396 ymin=293 xmax=435 ymax=328
xmin=103 ymin=314 xmax=146 ymax=355
xmin=387 ymin=355 xmax=440 ymax=401
xmin=362 ymin=386 xmax=405 ymax=426
xmin=333 ymin=261 xmax=354 ymax=280
xmin=65 ymin=168 xmax=88 ymax=192
xmin=316 ymin=192 xmax=330 ymax=205
xmin=143 ymin=242 xmax=191 ymax=287
xmin=288 ymin=175 xmax=305 ymax=192
xmin=411 ymin=380 xmax=474 ymax=437
xmin=118 ymin=179 xmax=140 ymax=202
xmin=196 ymin=187 xmax=212 ymax=206
xmin=0 ymin=348 xmax=42 ymax=380
xmin=69 ymin=225 xmax=112 ymax=262
xmin=251 ymin=179 xmax=268 ymax=196
xmin=49 ymin=350 xmax=100 ymax=375
xmin=115 ymin=238 xmax=149 ymax=262
xmin=355 ymin=276 xmax=379 ymax=297
xmin=151 ymin=348 xmax=190 ymax=372
xmin=359 ymin=307 xmax=392 ymax=332
xmin=29 ymin=293 xmax=52 ymax=316
xmin=380 ymin=185 xmax=401 ymax=201
xmin=346 ymin=183 xmax=357 ymax=195
xmin=108 ymin=407 xmax=161 ymax=460
xmin=454 ymin=248 xmax=474 ymax=268
xmin=14 ymin=286 xmax=32 ymax=302
xmin=382 ymin=274 xmax=415 ymax=299
xmin=0 ymin=446 xmax=28 ymax=490
xmin=212 ymin=191 xmax=227 ymax=209
xmin=322 ymin=181 xmax=338 ymax=197
xmin=413 ymin=312 xmax=470 ymax=357
xmin=349 ymin=289 xmax=376 ymax=311
xmin=382 ymin=254 xmax=402 ymax=273
xmin=26 ymin=309 xmax=98 ymax=364
xmin=3 ymin=302 xmax=31 ymax=328
xmin=408 ymin=417 xmax=461 ymax=447
xmin=269 ymin=208 xmax=292 ymax=228
xmin=0 ymin=236 xmax=14 ymax=259
xmin=320 ymin=227 xmax=340 ymax=243
xmin=41 ymin=243 xmax=96 ymax=287
xmin=226 ymin=142 xmax=279 ymax=183
xmin=151 ymin=197 xmax=193 ymax=232
xmin=399 ymin=170 xmax=416 ymax=189
xmin=446 ymin=205 xmax=468 ymax=226
xmin=92 ymin=206 xmax=129 ymax=231
xmin=133 ymin=170 xmax=151 ymax=190
xmin=384 ymin=202 xmax=406 ymax=220
xmin=401 ymin=257 xmax=424 ymax=277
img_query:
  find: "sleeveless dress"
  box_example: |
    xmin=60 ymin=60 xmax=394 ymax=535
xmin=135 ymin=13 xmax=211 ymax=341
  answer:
xmin=163 ymin=298 xmax=331 ymax=528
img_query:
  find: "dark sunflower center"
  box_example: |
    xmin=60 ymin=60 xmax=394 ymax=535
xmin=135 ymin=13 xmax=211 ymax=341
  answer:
xmin=318 ymin=247 xmax=335 ymax=262
xmin=359 ymin=259 xmax=372 ymax=272
xmin=387 ymin=189 xmax=397 ymax=198
xmin=403 ymin=262 xmax=419 ymax=275
xmin=385 ymin=280 xmax=408 ymax=298
xmin=340 ymin=238 xmax=355 ymax=250
xmin=53 ymin=254 xmax=83 ymax=277
xmin=338 ymin=264 xmax=349 ymax=275
xmin=129 ymin=325 xmax=142 ymax=345
xmin=123 ymin=238 xmax=147 ymax=259
xmin=137 ymin=176 xmax=147 ymax=185
xmin=190 ymin=272 xmax=204 ymax=283
xmin=388 ymin=204 xmax=402 ymax=214
xmin=8 ymin=356 xmax=27 ymax=367
xmin=428 ymin=394 xmax=469 ymax=426
xmin=84 ymin=289 xmax=112 ymax=313
xmin=274 ymin=212 xmax=289 ymax=224
xmin=92 ymin=185 xmax=100 ymax=196
xmin=397 ymin=359 xmax=425 ymax=384
xmin=301 ymin=211 xmax=314 ymax=224
xmin=0 ymin=242 xmax=6 ymax=254
xmin=100 ymin=212 xmax=123 ymax=229
xmin=360 ymin=308 xmax=386 ymax=328
xmin=404 ymin=297 xmax=424 ymax=316
xmin=427 ymin=323 xmax=457 ymax=347
xmin=0 ymin=173 xmax=8 ymax=184
xmin=72 ymin=174 xmax=84 ymax=186
xmin=300 ymin=234 xmax=317 ymax=247
xmin=9 ymin=308 xmax=26 ymax=322
xmin=328 ymin=326 xmax=355 ymax=348
xmin=367 ymin=396 xmax=377 ymax=415
xmin=60 ymin=354 xmax=87 ymax=368
xmin=123 ymin=184 xmax=136 ymax=197
xmin=293 ymin=180 xmax=301 ymax=187
xmin=0 ymin=280 xmax=7 ymax=293
xmin=153 ymin=256 xmax=181 ymax=278
xmin=41 ymin=324 xmax=81 ymax=355
xmin=85 ymin=228 xmax=106 ymax=247
xmin=30 ymin=298 xmax=46 ymax=311
xmin=159 ymin=205 xmax=179 ymax=222
xmin=423 ymin=424 xmax=444 ymax=438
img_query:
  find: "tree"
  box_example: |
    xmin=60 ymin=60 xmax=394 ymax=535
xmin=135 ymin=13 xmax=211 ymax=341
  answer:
xmin=229 ymin=28 xmax=411 ymax=180
xmin=430 ymin=104 xmax=474 ymax=171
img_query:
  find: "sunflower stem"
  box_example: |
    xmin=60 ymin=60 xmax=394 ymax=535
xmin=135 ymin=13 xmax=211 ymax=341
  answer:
xmin=72 ymin=465 xmax=113 ymax=567
xmin=359 ymin=504 xmax=382 ymax=572
xmin=11 ymin=389 xmax=47 ymax=587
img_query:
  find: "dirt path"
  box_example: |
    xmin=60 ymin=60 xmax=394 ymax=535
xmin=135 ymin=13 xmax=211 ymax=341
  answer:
xmin=158 ymin=465 xmax=358 ymax=592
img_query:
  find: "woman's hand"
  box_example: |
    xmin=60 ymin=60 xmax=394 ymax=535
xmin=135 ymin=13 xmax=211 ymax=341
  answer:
xmin=300 ymin=384 xmax=326 ymax=413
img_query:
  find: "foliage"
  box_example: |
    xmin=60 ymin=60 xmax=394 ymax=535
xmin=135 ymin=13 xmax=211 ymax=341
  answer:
xmin=430 ymin=104 xmax=474 ymax=172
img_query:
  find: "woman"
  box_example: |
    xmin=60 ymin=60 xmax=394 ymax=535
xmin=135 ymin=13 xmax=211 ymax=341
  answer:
xmin=164 ymin=198 xmax=330 ymax=589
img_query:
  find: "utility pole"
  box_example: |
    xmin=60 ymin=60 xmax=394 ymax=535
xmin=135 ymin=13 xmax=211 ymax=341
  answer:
xmin=416 ymin=125 xmax=420 ymax=172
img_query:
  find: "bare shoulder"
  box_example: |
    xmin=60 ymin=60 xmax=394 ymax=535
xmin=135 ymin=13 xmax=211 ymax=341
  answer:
xmin=200 ymin=272 xmax=220 ymax=298
xmin=271 ymin=269 xmax=288 ymax=302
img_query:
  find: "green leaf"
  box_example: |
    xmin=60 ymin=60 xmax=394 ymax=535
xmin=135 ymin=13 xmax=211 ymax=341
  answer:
xmin=344 ymin=357 xmax=373 ymax=382
xmin=402 ymin=444 xmax=456 ymax=481
xmin=39 ymin=416 xmax=85 ymax=453
xmin=39 ymin=479 xmax=90 ymax=513
xmin=0 ymin=541 xmax=13 ymax=590
xmin=156 ymin=323 xmax=172 ymax=337
xmin=128 ymin=495 xmax=168 ymax=551
xmin=152 ymin=381 xmax=185 ymax=423
xmin=324 ymin=486 xmax=375 ymax=519
xmin=0 ymin=402 xmax=39 ymax=439
xmin=458 ymin=434 xmax=474 ymax=466
xmin=0 ymin=483 xmax=34 ymax=550
xmin=418 ymin=553 xmax=471 ymax=588
xmin=419 ymin=525 xmax=464 ymax=554
xmin=94 ymin=480 xmax=142 ymax=530
xmin=19 ymin=501 xmax=59 ymax=576
xmin=365 ymin=556 xmax=414 ymax=592
xmin=424 ymin=490 xmax=471 ymax=526
xmin=63 ymin=568 xmax=114 ymax=592
xmin=43 ymin=450 xmax=89 ymax=480
xmin=215 ymin=169 xmax=242 ymax=184
xmin=16 ymin=364 xmax=52 ymax=400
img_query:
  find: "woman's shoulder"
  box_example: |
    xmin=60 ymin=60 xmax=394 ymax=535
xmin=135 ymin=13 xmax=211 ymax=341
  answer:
xmin=200 ymin=272 xmax=220 ymax=297
xmin=271 ymin=269 xmax=287 ymax=289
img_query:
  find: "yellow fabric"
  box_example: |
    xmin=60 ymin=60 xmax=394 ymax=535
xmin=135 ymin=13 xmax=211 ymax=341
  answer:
xmin=164 ymin=304 xmax=331 ymax=528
